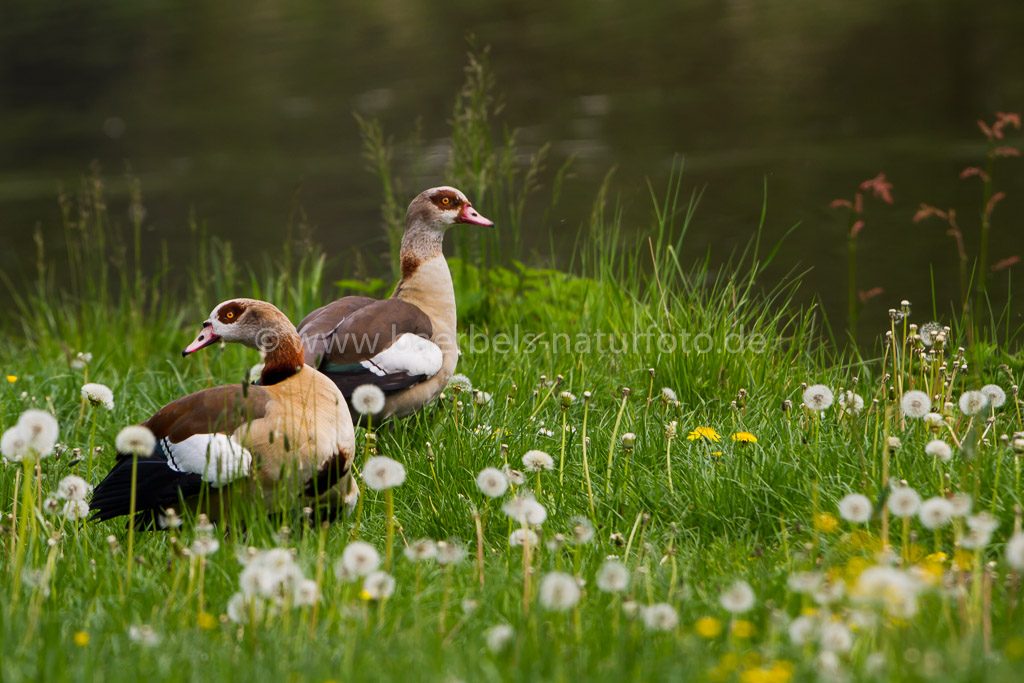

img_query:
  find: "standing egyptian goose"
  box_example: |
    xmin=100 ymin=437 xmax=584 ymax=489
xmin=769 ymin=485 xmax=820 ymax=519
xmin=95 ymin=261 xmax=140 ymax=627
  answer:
xmin=298 ymin=186 xmax=493 ymax=420
xmin=90 ymin=299 xmax=355 ymax=523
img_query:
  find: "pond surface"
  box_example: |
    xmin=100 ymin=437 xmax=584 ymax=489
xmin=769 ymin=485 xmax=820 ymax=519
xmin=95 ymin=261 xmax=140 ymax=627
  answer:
xmin=2 ymin=0 xmax=1023 ymax=341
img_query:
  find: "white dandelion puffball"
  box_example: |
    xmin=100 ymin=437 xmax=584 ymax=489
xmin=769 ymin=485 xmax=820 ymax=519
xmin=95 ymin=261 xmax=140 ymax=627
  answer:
xmin=570 ymin=516 xmax=595 ymax=544
xmin=509 ymin=528 xmax=539 ymax=547
xmin=485 ymin=624 xmax=515 ymax=653
xmin=62 ymin=499 xmax=90 ymax=520
xmin=641 ymin=603 xmax=679 ymax=631
xmin=839 ymin=391 xmax=865 ymax=415
xmin=838 ymin=493 xmax=872 ymax=523
xmin=950 ymin=493 xmax=973 ymax=517
xmin=958 ymin=390 xmax=988 ymax=416
xmin=923 ymin=412 xmax=944 ymax=429
xmin=918 ymin=497 xmax=954 ymax=530
xmin=57 ymin=475 xmax=93 ymax=502
xmin=474 ymin=390 xmax=492 ymax=405
xmin=596 ymin=560 xmax=630 ymax=593
xmin=967 ymin=512 xmax=999 ymax=534
xmin=362 ymin=456 xmax=406 ymax=490
xmin=403 ymin=538 xmax=438 ymax=563
xmin=522 ymin=449 xmax=554 ymax=473
xmin=661 ymin=387 xmax=678 ymax=403
xmin=788 ymin=616 xmax=817 ymax=645
xmin=503 ymin=465 xmax=526 ymax=486
xmin=16 ymin=409 xmax=60 ymax=456
xmin=81 ymin=383 xmax=115 ymax=410
xmin=538 ymin=572 xmax=581 ymax=611
xmin=1 ymin=426 xmax=29 ymax=461
xmin=819 ymin=622 xmax=853 ymax=654
xmin=128 ymin=625 xmax=160 ymax=647
xmin=803 ymin=384 xmax=834 ymax=412
xmin=925 ymin=439 xmax=953 ymax=463
xmin=960 ymin=528 xmax=993 ymax=550
xmin=339 ymin=541 xmax=380 ymax=578
xmin=115 ymin=425 xmax=156 ymax=456
xmin=447 ymin=374 xmax=473 ymax=393
xmin=901 ymin=390 xmax=932 ymax=418
xmin=787 ymin=571 xmax=823 ymax=595
xmin=351 ymin=384 xmax=386 ymax=416
xmin=227 ymin=593 xmax=268 ymax=624
xmin=476 ymin=467 xmax=508 ymax=498
xmin=362 ymin=571 xmax=396 ymax=600
xmin=239 ymin=548 xmax=304 ymax=598
xmin=1006 ymin=533 xmax=1024 ymax=571
xmin=559 ymin=391 xmax=576 ymax=407
xmin=719 ymin=580 xmax=755 ymax=613
xmin=981 ymin=384 xmax=1006 ymax=409
xmin=191 ymin=537 xmax=220 ymax=557
xmin=435 ymin=540 xmax=467 ymax=566
xmin=887 ymin=487 xmax=921 ymax=518
xmin=813 ymin=579 xmax=845 ymax=606
xmin=502 ymin=495 xmax=547 ymax=526
xmin=292 ymin=578 xmax=320 ymax=607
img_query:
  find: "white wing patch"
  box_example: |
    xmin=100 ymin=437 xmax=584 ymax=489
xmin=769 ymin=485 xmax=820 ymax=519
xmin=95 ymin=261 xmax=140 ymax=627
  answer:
xmin=163 ymin=433 xmax=252 ymax=487
xmin=360 ymin=333 xmax=443 ymax=378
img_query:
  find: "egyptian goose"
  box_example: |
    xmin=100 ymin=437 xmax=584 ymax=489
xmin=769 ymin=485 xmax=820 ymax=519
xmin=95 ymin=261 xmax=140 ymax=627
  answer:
xmin=298 ymin=186 xmax=493 ymax=420
xmin=90 ymin=298 xmax=355 ymax=523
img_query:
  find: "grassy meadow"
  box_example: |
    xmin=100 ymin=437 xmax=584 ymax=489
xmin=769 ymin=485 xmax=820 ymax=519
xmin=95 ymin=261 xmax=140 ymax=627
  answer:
xmin=3 ymin=60 xmax=1024 ymax=683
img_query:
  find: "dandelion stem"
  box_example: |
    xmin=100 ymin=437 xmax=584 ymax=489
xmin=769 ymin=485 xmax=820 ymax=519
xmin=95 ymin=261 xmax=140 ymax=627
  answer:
xmin=605 ymin=393 xmax=628 ymax=495
xmin=581 ymin=397 xmax=596 ymax=521
xmin=126 ymin=453 xmax=139 ymax=589
xmin=384 ymin=489 xmax=395 ymax=571
xmin=558 ymin=408 xmax=568 ymax=486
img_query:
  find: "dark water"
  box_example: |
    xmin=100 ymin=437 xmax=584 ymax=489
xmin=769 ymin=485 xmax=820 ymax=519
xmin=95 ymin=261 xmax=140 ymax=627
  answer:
xmin=2 ymin=0 xmax=1023 ymax=338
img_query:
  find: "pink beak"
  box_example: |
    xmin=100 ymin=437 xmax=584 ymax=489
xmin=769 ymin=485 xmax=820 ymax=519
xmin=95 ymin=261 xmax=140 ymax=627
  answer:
xmin=182 ymin=322 xmax=221 ymax=357
xmin=457 ymin=204 xmax=494 ymax=227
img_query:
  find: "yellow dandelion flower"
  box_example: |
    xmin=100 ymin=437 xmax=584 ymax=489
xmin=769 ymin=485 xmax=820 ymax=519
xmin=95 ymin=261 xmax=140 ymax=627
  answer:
xmin=732 ymin=431 xmax=757 ymax=443
xmin=926 ymin=551 xmax=948 ymax=564
xmin=954 ymin=549 xmax=974 ymax=571
xmin=694 ymin=616 xmax=723 ymax=638
xmin=799 ymin=606 xmax=819 ymax=617
xmin=732 ymin=619 xmax=757 ymax=638
xmin=711 ymin=451 xmax=724 ymax=457
xmin=359 ymin=589 xmax=373 ymax=601
xmin=687 ymin=427 xmax=721 ymax=442
xmin=197 ymin=612 xmax=218 ymax=630
xmin=73 ymin=631 xmax=89 ymax=646
xmin=767 ymin=661 xmax=794 ymax=683
xmin=6 ymin=375 xmax=16 ymax=383
xmin=813 ymin=513 xmax=839 ymax=534
xmin=719 ymin=653 xmax=740 ymax=672
xmin=740 ymin=669 xmax=767 ymax=683
xmin=844 ymin=556 xmax=871 ymax=581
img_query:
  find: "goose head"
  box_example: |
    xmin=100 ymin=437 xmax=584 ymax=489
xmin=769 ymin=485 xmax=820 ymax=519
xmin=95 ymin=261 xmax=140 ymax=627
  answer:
xmin=406 ymin=186 xmax=493 ymax=232
xmin=182 ymin=299 xmax=299 ymax=358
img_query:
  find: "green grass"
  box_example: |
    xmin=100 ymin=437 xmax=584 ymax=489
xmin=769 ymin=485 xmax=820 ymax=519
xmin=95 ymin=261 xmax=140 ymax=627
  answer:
xmin=3 ymin=50 xmax=1024 ymax=683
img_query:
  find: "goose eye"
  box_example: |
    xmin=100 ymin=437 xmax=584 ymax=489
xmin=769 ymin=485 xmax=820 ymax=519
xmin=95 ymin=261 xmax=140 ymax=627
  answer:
xmin=226 ymin=312 xmax=234 ymax=319
xmin=441 ymin=197 xmax=450 ymax=205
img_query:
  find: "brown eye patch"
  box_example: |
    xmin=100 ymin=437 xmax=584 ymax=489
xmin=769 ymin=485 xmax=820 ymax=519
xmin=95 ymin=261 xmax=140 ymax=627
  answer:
xmin=430 ymin=191 xmax=460 ymax=209
xmin=217 ymin=301 xmax=246 ymax=323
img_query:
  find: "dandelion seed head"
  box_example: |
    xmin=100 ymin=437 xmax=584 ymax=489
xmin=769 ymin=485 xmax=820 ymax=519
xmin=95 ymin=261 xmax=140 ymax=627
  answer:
xmin=509 ymin=528 xmax=538 ymax=547
xmin=81 ymin=383 xmax=114 ymax=410
xmin=502 ymin=495 xmax=547 ymax=526
xmin=339 ymin=541 xmax=380 ymax=577
xmin=886 ymin=436 xmax=902 ymax=452
xmin=1005 ymin=533 xmax=1024 ymax=571
xmin=502 ymin=465 xmax=526 ymax=486
xmin=128 ymin=625 xmax=160 ymax=647
xmin=820 ymin=622 xmax=853 ymax=653
xmin=475 ymin=467 xmax=508 ymax=498
xmin=621 ymin=432 xmax=636 ymax=449
xmin=901 ymin=390 xmax=932 ymax=418
xmin=959 ymin=527 xmax=993 ymax=550
xmin=788 ymin=615 xmax=817 ymax=645
xmin=115 ymin=425 xmax=156 ymax=456
xmin=925 ymin=439 xmax=953 ymax=463
xmin=351 ymin=384 xmax=386 ymax=416
xmin=803 ymin=385 xmax=834 ymax=411
xmin=362 ymin=571 xmax=395 ymax=600
xmin=981 ymin=384 xmax=1006 ymax=409
xmin=362 ymin=456 xmax=406 ymax=490
xmin=838 ymin=493 xmax=872 ymax=523
xmin=596 ymin=560 xmax=630 ymax=593
xmin=924 ymin=412 xmax=944 ymax=429
xmin=62 ymin=499 xmax=89 ymax=520
xmin=570 ymin=516 xmax=595 ymax=544
xmin=485 ymin=624 xmax=515 ymax=653
xmin=661 ymin=387 xmax=678 ymax=403
xmin=292 ymin=578 xmax=319 ymax=606
xmin=919 ymin=322 xmax=942 ymax=346
xmin=813 ymin=579 xmax=845 ymax=605
xmin=191 ymin=536 xmax=220 ymax=556
xmin=1 ymin=425 xmax=29 ymax=461
xmin=787 ymin=571 xmax=823 ymax=594
xmin=839 ymin=390 xmax=865 ymax=415
xmin=16 ymin=409 xmax=60 ymax=455
xmin=227 ymin=592 xmax=267 ymax=624
xmin=403 ymin=538 xmax=437 ymax=562
xmin=436 ymin=540 xmax=467 ymax=566
xmin=918 ymin=497 xmax=954 ymax=530
xmin=719 ymin=580 xmax=755 ymax=613
xmin=57 ymin=475 xmax=92 ymax=502
xmin=967 ymin=512 xmax=999 ymax=534
xmin=950 ymin=493 xmax=973 ymax=517
xmin=538 ymin=572 xmax=581 ymax=611
xmin=447 ymin=374 xmax=473 ymax=393
xmin=521 ymin=449 xmax=554 ymax=472
xmin=958 ymin=390 xmax=988 ymax=416
xmin=559 ymin=391 xmax=576 ymax=407
xmin=641 ymin=603 xmax=678 ymax=631
xmin=887 ymin=486 xmax=921 ymax=518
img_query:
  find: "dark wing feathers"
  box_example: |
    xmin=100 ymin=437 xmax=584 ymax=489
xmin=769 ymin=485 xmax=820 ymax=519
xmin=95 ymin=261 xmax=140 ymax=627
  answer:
xmin=90 ymin=385 xmax=271 ymax=524
xmin=299 ymin=297 xmax=435 ymax=398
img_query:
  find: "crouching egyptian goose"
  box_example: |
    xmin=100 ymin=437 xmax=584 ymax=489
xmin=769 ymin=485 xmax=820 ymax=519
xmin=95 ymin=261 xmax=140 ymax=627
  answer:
xmin=298 ymin=186 xmax=493 ymax=421
xmin=90 ymin=299 xmax=355 ymax=524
